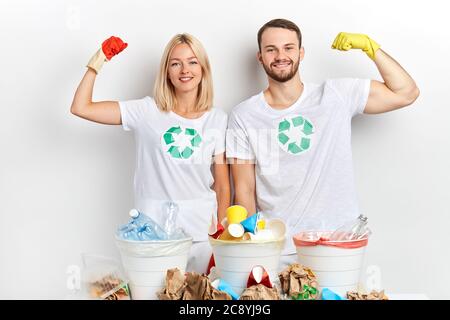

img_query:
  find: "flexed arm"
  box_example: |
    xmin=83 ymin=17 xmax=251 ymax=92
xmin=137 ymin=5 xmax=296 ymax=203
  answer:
xmin=332 ymin=32 xmax=420 ymax=114
xmin=70 ymin=36 xmax=128 ymax=124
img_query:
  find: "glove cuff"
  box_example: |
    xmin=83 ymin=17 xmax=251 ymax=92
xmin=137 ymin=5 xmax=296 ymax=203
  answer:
xmin=364 ymin=38 xmax=380 ymax=60
xmin=86 ymin=48 xmax=107 ymax=74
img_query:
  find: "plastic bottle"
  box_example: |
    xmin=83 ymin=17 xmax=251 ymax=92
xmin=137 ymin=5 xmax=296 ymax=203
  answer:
xmin=117 ymin=209 xmax=168 ymax=241
xmin=117 ymin=209 xmax=139 ymax=240
xmin=329 ymin=214 xmax=372 ymax=241
xmin=162 ymin=202 xmax=179 ymax=237
xmin=161 ymin=202 xmax=187 ymax=240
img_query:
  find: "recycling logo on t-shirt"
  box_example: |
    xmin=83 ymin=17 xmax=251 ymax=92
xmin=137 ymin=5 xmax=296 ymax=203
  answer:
xmin=161 ymin=125 xmax=203 ymax=159
xmin=277 ymin=115 xmax=314 ymax=155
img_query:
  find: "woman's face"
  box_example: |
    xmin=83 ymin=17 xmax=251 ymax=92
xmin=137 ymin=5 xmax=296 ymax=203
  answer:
xmin=168 ymin=43 xmax=203 ymax=95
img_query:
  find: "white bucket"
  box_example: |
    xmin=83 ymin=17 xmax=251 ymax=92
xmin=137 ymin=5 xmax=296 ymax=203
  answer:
xmin=209 ymin=237 xmax=285 ymax=295
xmin=293 ymin=231 xmax=368 ymax=297
xmin=115 ymin=236 xmax=192 ymax=300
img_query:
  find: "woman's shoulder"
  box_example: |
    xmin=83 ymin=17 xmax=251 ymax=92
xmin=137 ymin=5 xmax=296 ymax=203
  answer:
xmin=139 ymin=96 xmax=161 ymax=114
xmin=120 ymin=95 xmax=157 ymax=109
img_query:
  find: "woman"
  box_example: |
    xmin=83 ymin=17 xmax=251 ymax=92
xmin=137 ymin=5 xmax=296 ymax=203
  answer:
xmin=70 ymin=34 xmax=230 ymax=273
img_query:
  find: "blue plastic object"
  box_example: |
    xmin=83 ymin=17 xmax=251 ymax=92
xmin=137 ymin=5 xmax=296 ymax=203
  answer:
xmin=117 ymin=209 xmax=168 ymax=241
xmin=321 ymin=288 xmax=346 ymax=300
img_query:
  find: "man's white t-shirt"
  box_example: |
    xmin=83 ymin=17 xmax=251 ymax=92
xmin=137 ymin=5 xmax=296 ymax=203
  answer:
xmin=119 ymin=96 xmax=228 ymax=241
xmin=226 ymin=78 xmax=371 ymax=254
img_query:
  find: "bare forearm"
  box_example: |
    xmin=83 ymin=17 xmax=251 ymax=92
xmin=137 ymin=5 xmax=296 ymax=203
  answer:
xmin=374 ymin=49 xmax=419 ymax=100
xmin=215 ymin=187 xmax=231 ymax=223
xmin=234 ymin=189 xmax=256 ymax=215
xmin=70 ymin=68 xmax=97 ymax=114
xmin=230 ymin=162 xmax=257 ymax=214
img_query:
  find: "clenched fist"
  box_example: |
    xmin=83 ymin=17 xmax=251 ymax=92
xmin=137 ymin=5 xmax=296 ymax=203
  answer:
xmin=332 ymin=32 xmax=380 ymax=60
xmin=87 ymin=36 xmax=128 ymax=73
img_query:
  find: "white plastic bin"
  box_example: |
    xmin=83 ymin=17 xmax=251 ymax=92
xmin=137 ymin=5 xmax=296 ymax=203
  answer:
xmin=115 ymin=236 xmax=192 ymax=300
xmin=209 ymin=237 xmax=285 ymax=295
xmin=293 ymin=231 xmax=368 ymax=297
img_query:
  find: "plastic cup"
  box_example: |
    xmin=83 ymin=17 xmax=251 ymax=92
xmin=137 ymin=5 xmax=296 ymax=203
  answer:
xmin=228 ymin=223 xmax=245 ymax=238
xmin=226 ymin=205 xmax=248 ymax=224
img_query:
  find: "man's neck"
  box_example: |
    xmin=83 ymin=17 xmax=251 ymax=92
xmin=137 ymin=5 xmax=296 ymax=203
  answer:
xmin=264 ymin=75 xmax=304 ymax=110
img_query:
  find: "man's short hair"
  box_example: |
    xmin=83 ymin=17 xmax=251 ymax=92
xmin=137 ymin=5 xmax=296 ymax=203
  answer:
xmin=257 ymin=18 xmax=302 ymax=52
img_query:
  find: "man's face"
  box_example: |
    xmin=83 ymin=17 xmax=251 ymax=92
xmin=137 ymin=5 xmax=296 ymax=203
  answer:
xmin=258 ymin=27 xmax=304 ymax=83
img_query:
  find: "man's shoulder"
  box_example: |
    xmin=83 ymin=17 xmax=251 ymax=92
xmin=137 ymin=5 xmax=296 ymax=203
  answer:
xmin=322 ymin=78 xmax=370 ymax=101
xmin=324 ymin=78 xmax=369 ymax=90
xmin=209 ymin=107 xmax=228 ymax=122
xmin=230 ymin=92 xmax=262 ymax=117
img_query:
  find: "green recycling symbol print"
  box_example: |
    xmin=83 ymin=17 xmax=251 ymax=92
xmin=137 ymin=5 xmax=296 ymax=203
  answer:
xmin=161 ymin=125 xmax=202 ymax=159
xmin=277 ymin=115 xmax=314 ymax=155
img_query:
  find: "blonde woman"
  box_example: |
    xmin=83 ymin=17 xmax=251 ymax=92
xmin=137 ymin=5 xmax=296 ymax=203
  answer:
xmin=70 ymin=34 xmax=230 ymax=273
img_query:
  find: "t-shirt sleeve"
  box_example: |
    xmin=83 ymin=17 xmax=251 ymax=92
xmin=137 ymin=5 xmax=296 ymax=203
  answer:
xmin=118 ymin=96 xmax=152 ymax=131
xmin=329 ymin=78 xmax=371 ymax=117
xmin=226 ymin=110 xmax=255 ymax=160
xmin=213 ymin=110 xmax=228 ymax=156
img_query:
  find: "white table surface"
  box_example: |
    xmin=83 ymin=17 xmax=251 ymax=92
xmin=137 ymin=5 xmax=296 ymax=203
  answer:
xmin=385 ymin=293 xmax=429 ymax=300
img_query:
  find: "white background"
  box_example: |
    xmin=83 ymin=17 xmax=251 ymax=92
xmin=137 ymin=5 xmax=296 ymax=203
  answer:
xmin=0 ymin=0 xmax=448 ymax=299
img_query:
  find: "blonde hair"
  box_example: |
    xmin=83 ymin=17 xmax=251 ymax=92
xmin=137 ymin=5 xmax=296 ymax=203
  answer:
xmin=153 ymin=33 xmax=213 ymax=112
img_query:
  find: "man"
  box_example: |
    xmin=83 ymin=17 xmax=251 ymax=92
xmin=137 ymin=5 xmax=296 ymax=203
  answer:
xmin=226 ymin=19 xmax=419 ymax=265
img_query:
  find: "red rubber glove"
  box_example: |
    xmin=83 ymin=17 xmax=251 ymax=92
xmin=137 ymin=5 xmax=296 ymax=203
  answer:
xmin=87 ymin=36 xmax=128 ymax=73
xmin=102 ymin=36 xmax=128 ymax=60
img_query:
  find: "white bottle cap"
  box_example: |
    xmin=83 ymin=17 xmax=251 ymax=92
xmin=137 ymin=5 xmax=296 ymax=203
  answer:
xmin=129 ymin=209 xmax=139 ymax=218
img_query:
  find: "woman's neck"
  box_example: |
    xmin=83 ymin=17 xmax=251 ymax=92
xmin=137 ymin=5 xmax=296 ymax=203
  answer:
xmin=174 ymin=89 xmax=198 ymax=113
xmin=173 ymin=89 xmax=206 ymax=119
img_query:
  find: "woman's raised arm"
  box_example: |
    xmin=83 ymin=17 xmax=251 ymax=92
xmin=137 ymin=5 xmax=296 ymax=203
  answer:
xmin=70 ymin=36 xmax=127 ymax=125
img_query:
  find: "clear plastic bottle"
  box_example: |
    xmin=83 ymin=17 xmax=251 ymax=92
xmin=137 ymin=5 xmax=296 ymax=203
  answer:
xmin=329 ymin=214 xmax=372 ymax=241
xmin=161 ymin=202 xmax=187 ymax=239
xmin=117 ymin=209 xmax=168 ymax=241
xmin=162 ymin=202 xmax=179 ymax=237
xmin=117 ymin=209 xmax=139 ymax=240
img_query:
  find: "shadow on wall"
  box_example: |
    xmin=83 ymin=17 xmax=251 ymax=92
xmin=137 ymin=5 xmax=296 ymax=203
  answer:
xmin=225 ymin=46 xmax=267 ymax=109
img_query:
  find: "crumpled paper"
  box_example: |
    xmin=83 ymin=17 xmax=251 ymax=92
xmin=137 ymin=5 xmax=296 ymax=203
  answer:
xmin=183 ymin=272 xmax=231 ymax=300
xmin=157 ymin=268 xmax=231 ymax=300
xmin=278 ymin=263 xmax=319 ymax=300
xmin=347 ymin=290 xmax=389 ymax=300
xmin=157 ymin=268 xmax=186 ymax=300
xmin=239 ymin=284 xmax=280 ymax=300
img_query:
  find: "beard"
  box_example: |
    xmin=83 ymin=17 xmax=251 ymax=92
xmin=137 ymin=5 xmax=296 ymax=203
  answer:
xmin=262 ymin=57 xmax=300 ymax=83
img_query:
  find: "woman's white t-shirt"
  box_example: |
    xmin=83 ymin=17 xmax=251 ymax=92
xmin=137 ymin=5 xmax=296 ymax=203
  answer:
xmin=119 ymin=96 xmax=228 ymax=241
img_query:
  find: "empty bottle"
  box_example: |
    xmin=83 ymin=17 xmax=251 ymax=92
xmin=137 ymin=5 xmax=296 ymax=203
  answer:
xmin=161 ymin=201 xmax=187 ymax=240
xmin=329 ymin=214 xmax=372 ymax=241
xmin=117 ymin=209 xmax=168 ymax=241
xmin=162 ymin=202 xmax=179 ymax=237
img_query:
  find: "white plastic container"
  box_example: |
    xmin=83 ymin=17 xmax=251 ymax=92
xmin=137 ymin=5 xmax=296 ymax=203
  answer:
xmin=293 ymin=231 xmax=368 ymax=297
xmin=209 ymin=237 xmax=285 ymax=295
xmin=115 ymin=236 xmax=192 ymax=300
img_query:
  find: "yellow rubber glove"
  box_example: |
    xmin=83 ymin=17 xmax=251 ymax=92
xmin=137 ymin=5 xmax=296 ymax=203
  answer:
xmin=331 ymin=32 xmax=380 ymax=60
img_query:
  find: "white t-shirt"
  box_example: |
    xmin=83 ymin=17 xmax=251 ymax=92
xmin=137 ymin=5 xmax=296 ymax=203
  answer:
xmin=119 ymin=96 xmax=228 ymax=241
xmin=226 ymin=78 xmax=371 ymax=254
